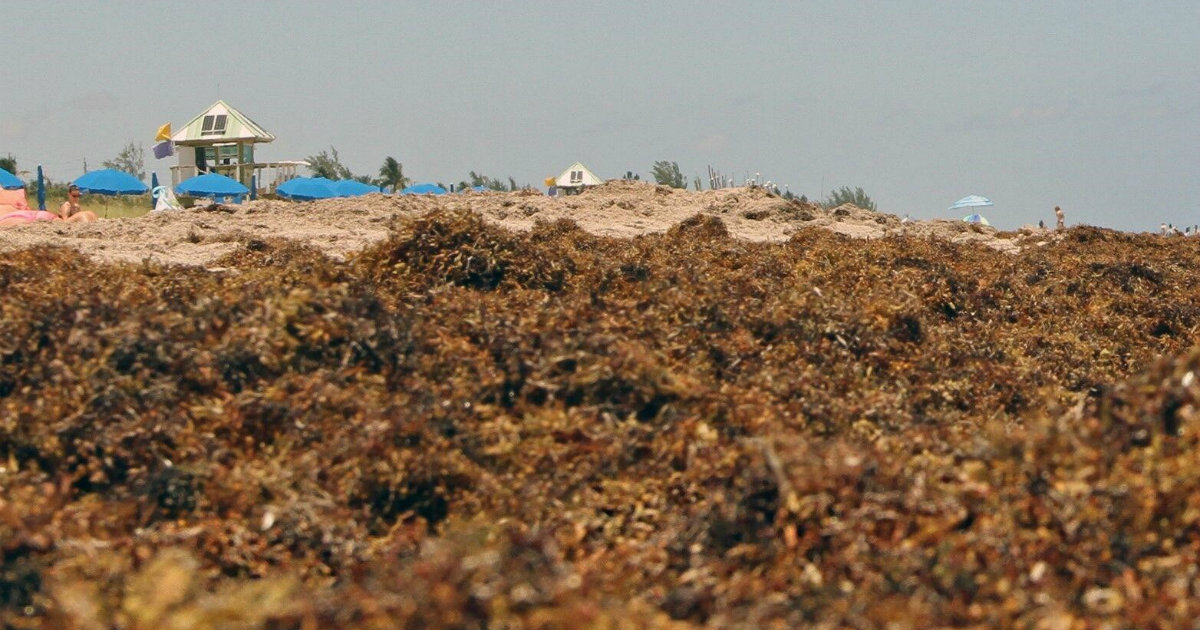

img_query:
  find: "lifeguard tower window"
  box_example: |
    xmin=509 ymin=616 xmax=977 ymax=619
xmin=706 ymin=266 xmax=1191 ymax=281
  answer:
xmin=570 ymin=170 xmax=582 ymax=184
xmin=200 ymin=115 xmax=228 ymax=136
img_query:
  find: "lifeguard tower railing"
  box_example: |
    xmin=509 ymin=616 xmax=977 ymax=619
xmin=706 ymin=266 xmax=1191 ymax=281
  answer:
xmin=170 ymin=161 xmax=308 ymax=194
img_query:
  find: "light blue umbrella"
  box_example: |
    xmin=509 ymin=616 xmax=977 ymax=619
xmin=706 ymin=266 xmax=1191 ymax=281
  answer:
xmin=962 ymin=213 xmax=990 ymax=226
xmin=176 ymin=172 xmax=250 ymax=197
xmin=277 ymin=177 xmax=338 ymax=201
xmin=401 ymin=182 xmax=447 ymax=195
xmin=949 ymin=195 xmax=993 ymax=211
xmin=0 ymin=167 xmax=23 ymax=190
xmin=74 ymin=169 xmax=148 ymax=195
xmin=333 ymin=179 xmax=381 ymax=197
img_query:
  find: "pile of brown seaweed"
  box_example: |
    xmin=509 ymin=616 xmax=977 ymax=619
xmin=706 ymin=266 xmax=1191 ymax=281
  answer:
xmin=2 ymin=210 xmax=1199 ymax=628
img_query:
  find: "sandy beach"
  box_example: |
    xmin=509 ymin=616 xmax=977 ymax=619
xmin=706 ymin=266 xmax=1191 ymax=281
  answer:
xmin=0 ymin=180 xmax=1033 ymax=267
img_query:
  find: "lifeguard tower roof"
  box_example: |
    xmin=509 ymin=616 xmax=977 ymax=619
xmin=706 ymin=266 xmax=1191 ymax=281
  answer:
xmin=554 ymin=161 xmax=603 ymax=188
xmin=171 ymin=100 xmax=275 ymax=146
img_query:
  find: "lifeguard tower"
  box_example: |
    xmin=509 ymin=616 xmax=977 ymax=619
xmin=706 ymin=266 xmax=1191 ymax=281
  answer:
xmin=169 ymin=100 xmax=305 ymax=193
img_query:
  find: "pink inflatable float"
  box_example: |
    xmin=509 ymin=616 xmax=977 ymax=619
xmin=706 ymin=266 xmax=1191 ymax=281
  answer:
xmin=0 ymin=188 xmax=60 ymax=225
xmin=0 ymin=209 xmax=61 ymax=226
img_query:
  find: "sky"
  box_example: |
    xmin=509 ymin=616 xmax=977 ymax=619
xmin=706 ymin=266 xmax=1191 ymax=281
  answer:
xmin=4 ymin=1 xmax=1198 ymax=232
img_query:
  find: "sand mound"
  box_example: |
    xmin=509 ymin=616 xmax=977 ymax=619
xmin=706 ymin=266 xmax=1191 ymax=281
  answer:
xmin=0 ymin=181 xmax=1036 ymax=267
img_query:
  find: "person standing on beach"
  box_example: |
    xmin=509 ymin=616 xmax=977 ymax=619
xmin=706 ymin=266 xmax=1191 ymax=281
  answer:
xmin=58 ymin=185 xmax=98 ymax=222
xmin=1054 ymin=206 xmax=1065 ymax=230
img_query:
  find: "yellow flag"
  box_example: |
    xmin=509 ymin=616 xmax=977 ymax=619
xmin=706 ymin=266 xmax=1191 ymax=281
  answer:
xmin=155 ymin=123 xmax=172 ymax=142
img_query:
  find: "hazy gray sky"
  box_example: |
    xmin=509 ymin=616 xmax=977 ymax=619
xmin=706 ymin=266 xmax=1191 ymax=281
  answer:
xmin=5 ymin=1 xmax=1198 ymax=231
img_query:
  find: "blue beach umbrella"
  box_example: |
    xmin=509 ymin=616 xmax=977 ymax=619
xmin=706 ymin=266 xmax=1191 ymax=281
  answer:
xmin=0 ymin=167 xmax=23 ymax=190
xmin=949 ymin=195 xmax=993 ymax=211
xmin=276 ymin=177 xmax=338 ymax=201
xmin=74 ymin=169 xmax=148 ymax=195
xmin=962 ymin=213 xmax=991 ymax=226
xmin=400 ymin=182 xmax=447 ymax=195
xmin=37 ymin=165 xmax=46 ymax=210
xmin=333 ymin=179 xmax=381 ymax=197
xmin=150 ymin=172 xmax=159 ymax=208
xmin=176 ymin=172 xmax=250 ymax=198
xmin=305 ymin=176 xmax=337 ymax=190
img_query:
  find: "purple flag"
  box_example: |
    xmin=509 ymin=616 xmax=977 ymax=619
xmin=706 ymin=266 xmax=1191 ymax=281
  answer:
xmin=153 ymin=140 xmax=174 ymax=159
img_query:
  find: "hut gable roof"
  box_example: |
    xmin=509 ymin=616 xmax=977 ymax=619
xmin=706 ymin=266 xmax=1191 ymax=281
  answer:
xmin=172 ymin=100 xmax=275 ymax=145
xmin=554 ymin=162 xmax=602 ymax=187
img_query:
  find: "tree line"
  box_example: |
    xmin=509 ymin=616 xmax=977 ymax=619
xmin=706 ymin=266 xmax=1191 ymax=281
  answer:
xmin=3 ymin=143 xmax=524 ymax=195
xmin=2 ymin=143 xmax=151 ymax=186
xmin=646 ymin=160 xmax=876 ymax=211
xmin=5 ymin=146 xmax=876 ymax=210
xmin=306 ymin=146 xmax=533 ymax=194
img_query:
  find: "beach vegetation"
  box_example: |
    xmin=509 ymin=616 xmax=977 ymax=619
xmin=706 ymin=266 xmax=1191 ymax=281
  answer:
xmin=102 ymin=141 xmax=145 ymax=181
xmin=458 ymin=171 xmax=527 ymax=192
xmin=0 ymin=153 xmax=15 ymax=174
xmin=377 ymin=157 xmax=409 ymax=193
xmin=650 ymin=160 xmax=686 ymax=188
xmin=5 ymin=210 xmax=1200 ymax=627
xmin=471 ymin=171 xmax=509 ymax=191
xmin=306 ymin=146 xmax=354 ymax=180
xmin=823 ymin=185 xmax=876 ymax=211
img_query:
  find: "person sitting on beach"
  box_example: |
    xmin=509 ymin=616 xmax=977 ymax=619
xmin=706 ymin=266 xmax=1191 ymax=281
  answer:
xmin=58 ymin=185 xmax=98 ymax=222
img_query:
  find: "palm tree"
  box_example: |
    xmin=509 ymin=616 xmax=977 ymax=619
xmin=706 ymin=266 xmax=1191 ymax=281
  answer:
xmin=377 ymin=157 xmax=409 ymax=193
xmin=306 ymin=146 xmax=353 ymax=180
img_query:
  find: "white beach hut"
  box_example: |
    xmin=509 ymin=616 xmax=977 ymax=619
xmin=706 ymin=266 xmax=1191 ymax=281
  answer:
xmin=551 ymin=161 xmax=603 ymax=196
